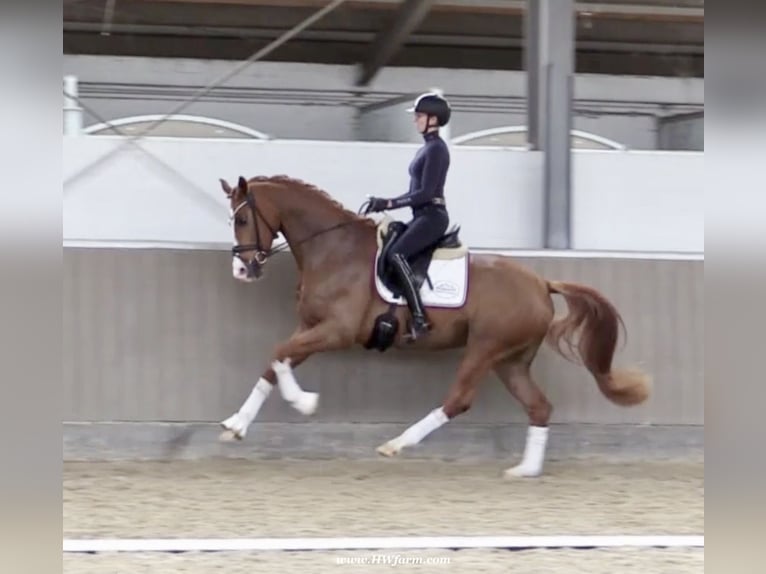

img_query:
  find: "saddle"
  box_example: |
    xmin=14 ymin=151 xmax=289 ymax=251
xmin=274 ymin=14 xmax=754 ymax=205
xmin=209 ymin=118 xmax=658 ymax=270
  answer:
xmin=375 ymin=215 xmax=467 ymax=297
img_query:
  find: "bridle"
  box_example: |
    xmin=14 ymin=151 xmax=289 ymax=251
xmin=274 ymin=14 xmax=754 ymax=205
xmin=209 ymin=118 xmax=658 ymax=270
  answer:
xmin=229 ymin=191 xmax=275 ymax=270
xmin=229 ymin=188 xmax=367 ymax=276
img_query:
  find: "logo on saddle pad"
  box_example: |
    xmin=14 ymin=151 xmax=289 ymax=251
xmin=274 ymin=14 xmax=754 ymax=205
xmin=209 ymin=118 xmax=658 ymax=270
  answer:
xmin=432 ymin=280 xmax=459 ymax=299
xmin=373 ymin=216 xmax=469 ymax=309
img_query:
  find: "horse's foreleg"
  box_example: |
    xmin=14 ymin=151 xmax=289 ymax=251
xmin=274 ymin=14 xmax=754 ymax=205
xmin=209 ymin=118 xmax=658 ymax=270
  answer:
xmin=270 ymin=321 xmax=353 ymax=416
xmin=219 ymin=376 xmax=273 ymax=441
xmin=494 ymin=358 xmax=552 ymax=478
xmin=270 ymin=356 xmax=319 ymax=416
xmin=219 ymin=354 xmax=315 ymax=441
xmin=376 ymin=347 xmax=495 ymax=457
xmin=219 ymin=323 xmax=314 ymax=441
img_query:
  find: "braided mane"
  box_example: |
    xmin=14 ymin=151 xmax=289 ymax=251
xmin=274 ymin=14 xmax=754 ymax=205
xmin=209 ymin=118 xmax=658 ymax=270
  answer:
xmin=248 ymin=174 xmax=375 ymax=227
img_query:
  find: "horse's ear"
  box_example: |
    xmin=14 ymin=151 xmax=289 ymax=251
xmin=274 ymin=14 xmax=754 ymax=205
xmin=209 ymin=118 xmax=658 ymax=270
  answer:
xmin=219 ymin=178 xmax=232 ymax=197
xmin=237 ymin=176 xmax=248 ymax=195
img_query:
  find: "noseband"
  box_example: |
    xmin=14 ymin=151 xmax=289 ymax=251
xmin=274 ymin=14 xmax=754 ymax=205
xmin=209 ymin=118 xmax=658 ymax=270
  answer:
xmin=229 ymin=191 xmax=277 ymax=272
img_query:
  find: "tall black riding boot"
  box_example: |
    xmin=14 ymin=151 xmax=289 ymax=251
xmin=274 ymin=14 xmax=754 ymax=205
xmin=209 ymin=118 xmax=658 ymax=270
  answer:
xmin=389 ymin=253 xmax=431 ymax=341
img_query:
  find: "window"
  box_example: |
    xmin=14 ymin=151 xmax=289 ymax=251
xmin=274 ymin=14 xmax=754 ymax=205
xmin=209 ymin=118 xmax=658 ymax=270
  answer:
xmin=452 ymin=126 xmax=626 ymax=150
xmin=83 ymin=114 xmax=271 ymax=140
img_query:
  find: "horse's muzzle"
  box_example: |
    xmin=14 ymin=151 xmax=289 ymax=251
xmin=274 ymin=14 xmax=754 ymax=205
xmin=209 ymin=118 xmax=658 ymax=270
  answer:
xmin=232 ymin=256 xmax=263 ymax=282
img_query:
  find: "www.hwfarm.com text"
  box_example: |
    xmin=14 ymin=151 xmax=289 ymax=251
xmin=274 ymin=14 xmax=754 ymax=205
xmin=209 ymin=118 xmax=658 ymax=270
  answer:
xmin=335 ymin=554 xmax=451 ymax=566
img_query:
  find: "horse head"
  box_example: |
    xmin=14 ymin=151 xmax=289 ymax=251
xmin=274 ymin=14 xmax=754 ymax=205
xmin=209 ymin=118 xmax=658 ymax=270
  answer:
xmin=220 ymin=176 xmax=282 ymax=282
xmin=220 ymin=174 xmax=377 ymax=283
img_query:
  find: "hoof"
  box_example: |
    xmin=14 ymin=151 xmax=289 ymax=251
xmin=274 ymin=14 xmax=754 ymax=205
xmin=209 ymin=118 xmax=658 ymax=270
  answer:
xmin=219 ymin=414 xmax=247 ymax=441
xmin=219 ymin=428 xmax=242 ymax=442
xmin=503 ymin=464 xmax=542 ymax=479
xmin=376 ymin=441 xmax=401 ymax=457
xmin=292 ymin=392 xmax=319 ymax=416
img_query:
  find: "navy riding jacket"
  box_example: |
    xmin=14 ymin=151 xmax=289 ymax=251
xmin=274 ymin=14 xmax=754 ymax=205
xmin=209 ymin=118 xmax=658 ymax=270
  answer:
xmin=389 ymin=131 xmax=450 ymax=216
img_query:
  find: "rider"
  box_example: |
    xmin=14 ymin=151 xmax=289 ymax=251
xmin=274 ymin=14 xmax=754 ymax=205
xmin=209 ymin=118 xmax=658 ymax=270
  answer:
xmin=366 ymin=92 xmax=452 ymax=341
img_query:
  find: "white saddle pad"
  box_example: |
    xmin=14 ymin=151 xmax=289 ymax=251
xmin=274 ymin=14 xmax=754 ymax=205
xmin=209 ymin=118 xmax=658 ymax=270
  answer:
xmin=373 ymin=252 xmax=469 ymax=309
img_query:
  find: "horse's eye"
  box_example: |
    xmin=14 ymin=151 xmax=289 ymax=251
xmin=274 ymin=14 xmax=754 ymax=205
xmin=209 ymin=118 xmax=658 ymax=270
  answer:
xmin=235 ymin=217 xmax=247 ymax=226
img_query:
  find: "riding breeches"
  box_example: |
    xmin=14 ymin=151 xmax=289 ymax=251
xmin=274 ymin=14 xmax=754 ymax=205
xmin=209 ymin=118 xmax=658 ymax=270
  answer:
xmin=386 ymin=208 xmax=449 ymax=262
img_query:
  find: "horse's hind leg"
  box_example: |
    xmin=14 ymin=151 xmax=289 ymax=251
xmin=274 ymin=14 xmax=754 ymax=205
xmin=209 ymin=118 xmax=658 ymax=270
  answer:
xmin=376 ymin=345 xmax=496 ymax=457
xmin=494 ymin=356 xmax=553 ymax=478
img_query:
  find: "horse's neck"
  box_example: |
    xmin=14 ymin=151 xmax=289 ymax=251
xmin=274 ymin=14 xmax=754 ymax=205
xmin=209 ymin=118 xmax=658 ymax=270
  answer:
xmin=277 ymin=190 xmax=361 ymax=268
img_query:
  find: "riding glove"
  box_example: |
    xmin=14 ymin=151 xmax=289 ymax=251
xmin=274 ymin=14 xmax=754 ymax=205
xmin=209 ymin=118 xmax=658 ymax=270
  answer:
xmin=367 ymin=197 xmax=390 ymax=212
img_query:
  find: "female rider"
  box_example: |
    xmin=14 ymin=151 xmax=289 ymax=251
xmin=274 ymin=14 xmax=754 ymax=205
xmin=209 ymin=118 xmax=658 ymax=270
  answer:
xmin=366 ymin=92 xmax=452 ymax=341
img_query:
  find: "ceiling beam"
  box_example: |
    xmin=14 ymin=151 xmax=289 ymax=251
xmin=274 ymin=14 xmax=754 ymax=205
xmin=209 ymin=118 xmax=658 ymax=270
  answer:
xmin=63 ymin=21 xmax=703 ymax=54
xmin=355 ymin=0 xmax=437 ymax=85
xmin=131 ymin=0 xmax=703 ymax=19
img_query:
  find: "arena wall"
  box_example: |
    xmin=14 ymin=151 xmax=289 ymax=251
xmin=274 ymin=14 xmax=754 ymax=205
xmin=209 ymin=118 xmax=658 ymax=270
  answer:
xmin=63 ymin=247 xmax=703 ymax=427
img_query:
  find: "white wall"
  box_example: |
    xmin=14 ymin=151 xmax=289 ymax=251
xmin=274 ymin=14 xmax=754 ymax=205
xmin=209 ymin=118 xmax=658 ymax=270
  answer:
xmin=572 ymin=150 xmax=703 ymax=252
xmin=63 ymin=136 xmax=703 ymax=253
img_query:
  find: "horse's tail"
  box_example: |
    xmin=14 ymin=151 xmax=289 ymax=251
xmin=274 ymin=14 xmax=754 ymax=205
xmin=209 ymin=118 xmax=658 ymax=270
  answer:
xmin=545 ymin=280 xmax=651 ymax=406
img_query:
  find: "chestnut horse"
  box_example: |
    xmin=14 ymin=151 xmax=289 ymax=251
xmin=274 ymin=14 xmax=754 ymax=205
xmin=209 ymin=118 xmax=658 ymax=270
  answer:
xmin=218 ymin=174 xmax=651 ymax=478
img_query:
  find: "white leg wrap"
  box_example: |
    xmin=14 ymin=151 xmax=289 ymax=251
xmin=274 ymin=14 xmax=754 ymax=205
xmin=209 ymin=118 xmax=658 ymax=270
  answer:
xmin=378 ymin=408 xmax=449 ymax=456
xmin=271 ymin=359 xmax=302 ymax=402
xmin=220 ymin=378 xmax=272 ymax=438
xmin=271 ymin=359 xmax=318 ymax=416
xmin=398 ymin=408 xmax=450 ymax=447
xmin=505 ymin=425 xmax=549 ymax=478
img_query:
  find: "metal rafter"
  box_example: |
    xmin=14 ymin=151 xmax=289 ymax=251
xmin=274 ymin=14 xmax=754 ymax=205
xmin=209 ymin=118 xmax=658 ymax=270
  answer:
xmin=101 ymin=0 xmax=116 ymax=35
xmin=355 ymin=0 xmax=437 ymax=86
xmin=64 ymin=0 xmax=350 ymax=194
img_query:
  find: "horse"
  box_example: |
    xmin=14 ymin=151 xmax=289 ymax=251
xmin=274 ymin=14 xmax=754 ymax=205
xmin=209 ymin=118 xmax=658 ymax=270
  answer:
xmin=217 ymin=174 xmax=651 ymax=478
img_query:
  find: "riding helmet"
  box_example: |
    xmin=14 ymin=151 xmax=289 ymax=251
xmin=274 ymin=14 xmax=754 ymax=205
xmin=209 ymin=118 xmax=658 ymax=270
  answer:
xmin=407 ymin=92 xmax=451 ymax=127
